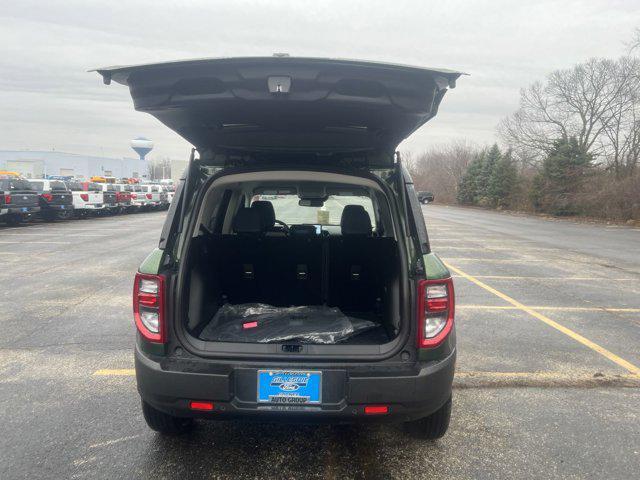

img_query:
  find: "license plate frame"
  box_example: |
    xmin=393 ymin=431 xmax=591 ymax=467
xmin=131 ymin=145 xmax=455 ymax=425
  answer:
xmin=257 ymin=369 xmax=322 ymax=405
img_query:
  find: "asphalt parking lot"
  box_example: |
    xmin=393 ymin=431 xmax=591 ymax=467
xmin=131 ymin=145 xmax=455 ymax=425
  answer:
xmin=1 ymin=206 xmax=639 ymax=479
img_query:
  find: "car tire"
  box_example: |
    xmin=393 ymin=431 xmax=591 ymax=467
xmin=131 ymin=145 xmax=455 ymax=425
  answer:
xmin=404 ymin=396 xmax=452 ymax=440
xmin=141 ymin=401 xmax=194 ymax=435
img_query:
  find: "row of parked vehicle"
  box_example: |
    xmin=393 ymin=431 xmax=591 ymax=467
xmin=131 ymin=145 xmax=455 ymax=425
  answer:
xmin=0 ymin=174 xmax=174 ymax=225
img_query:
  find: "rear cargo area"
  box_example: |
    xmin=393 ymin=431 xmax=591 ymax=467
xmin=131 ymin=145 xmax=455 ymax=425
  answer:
xmin=184 ymin=231 xmax=400 ymax=346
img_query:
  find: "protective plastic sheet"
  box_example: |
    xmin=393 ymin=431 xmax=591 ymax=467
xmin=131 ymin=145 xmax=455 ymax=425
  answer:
xmin=199 ymin=303 xmax=377 ymax=344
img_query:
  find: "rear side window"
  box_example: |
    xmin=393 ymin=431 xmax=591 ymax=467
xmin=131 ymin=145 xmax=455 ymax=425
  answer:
xmin=2 ymin=179 xmax=33 ymax=191
xmin=29 ymin=181 xmax=44 ymax=191
xmin=50 ymin=181 xmax=67 ymax=191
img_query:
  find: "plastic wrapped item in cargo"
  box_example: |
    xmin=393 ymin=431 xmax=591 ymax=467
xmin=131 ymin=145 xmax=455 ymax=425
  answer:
xmin=199 ymin=303 xmax=377 ymax=344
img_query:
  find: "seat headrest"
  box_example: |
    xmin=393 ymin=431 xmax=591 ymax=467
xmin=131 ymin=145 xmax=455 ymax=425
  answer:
xmin=233 ymin=207 xmax=263 ymax=234
xmin=251 ymin=200 xmax=276 ymax=229
xmin=340 ymin=205 xmax=372 ymax=236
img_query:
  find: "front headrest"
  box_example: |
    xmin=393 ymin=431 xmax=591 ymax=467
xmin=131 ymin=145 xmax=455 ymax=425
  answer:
xmin=340 ymin=205 xmax=372 ymax=236
xmin=233 ymin=207 xmax=263 ymax=234
xmin=251 ymin=200 xmax=276 ymax=229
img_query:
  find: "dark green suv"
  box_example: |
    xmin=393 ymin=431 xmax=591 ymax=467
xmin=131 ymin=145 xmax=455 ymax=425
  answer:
xmin=97 ymin=57 xmax=460 ymax=439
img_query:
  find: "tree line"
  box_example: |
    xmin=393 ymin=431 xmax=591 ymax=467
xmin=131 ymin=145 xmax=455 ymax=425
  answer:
xmin=406 ymin=36 xmax=640 ymax=222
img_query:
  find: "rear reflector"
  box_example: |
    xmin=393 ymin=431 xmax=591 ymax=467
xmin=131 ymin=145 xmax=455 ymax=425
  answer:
xmin=243 ymin=321 xmax=258 ymax=329
xmin=190 ymin=401 xmax=214 ymax=411
xmin=364 ymin=405 xmax=389 ymax=415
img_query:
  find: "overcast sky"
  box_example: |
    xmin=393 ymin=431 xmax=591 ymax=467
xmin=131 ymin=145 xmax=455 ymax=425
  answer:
xmin=1 ymin=0 xmax=639 ymax=161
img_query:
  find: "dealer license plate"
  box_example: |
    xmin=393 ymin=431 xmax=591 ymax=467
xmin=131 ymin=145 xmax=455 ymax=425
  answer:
xmin=257 ymin=370 xmax=322 ymax=404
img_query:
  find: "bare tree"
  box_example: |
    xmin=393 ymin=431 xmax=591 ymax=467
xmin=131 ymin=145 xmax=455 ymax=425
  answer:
xmin=403 ymin=140 xmax=479 ymax=203
xmin=499 ymin=58 xmax=633 ymax=169
xmin=599 ymin=57 xmax=640 ymax=176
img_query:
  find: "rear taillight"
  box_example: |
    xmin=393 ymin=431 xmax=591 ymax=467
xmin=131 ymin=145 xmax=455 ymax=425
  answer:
xmin=133 ymin=273 xmax=165 ymax=343
xmin=417 ymin=278 xmax=455 ymax=348
xmin=80 ymin=193 xmax=89 ymax=202
xmin=42 ymin=193 xmax=53 ymax=202
xmin=146 ymin=193 xmax=152 ymax=200
xmin=131 ymin=193 xmax=137 ymax=199
xmin=3 ymin=194 xmax=10 ymax=205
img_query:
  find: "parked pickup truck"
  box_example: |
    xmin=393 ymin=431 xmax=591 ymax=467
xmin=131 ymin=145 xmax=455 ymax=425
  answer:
xmin=139 ymin=184 xmax=167 ymax=210
xmin=27 ymin=179 xmax=74 ymax=220
xmin=130 ymin=184 xmax=151 ymax=210
xmin=113 ymin=184 xmax=134 ymax=213
xmin=0 ymin=176 xmax=41 ymax=225
xmin=92 ymin=182 xmax=119 ymax=213
xmin=65 ymin=181 xmax=105 ymax=216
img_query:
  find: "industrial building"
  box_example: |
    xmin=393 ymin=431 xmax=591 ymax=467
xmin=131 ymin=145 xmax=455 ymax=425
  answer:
xmin=0 ymin=150 xmax=148 ymax=180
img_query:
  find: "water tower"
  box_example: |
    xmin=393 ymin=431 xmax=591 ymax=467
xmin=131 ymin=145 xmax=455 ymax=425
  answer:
xmin=130 ymin=137 xmax=153 ymax=160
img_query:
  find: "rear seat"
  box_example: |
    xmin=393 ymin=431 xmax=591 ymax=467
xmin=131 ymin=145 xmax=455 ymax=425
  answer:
xmin=219 ymin=205 xmax=323 ymax=306
xmin=219 ymin=207 xmax=265 ymax=303
xmin=216 ymin=203 xmax=395 ymax=310
xmin=328 ymin=205 xmax=396 ymax=312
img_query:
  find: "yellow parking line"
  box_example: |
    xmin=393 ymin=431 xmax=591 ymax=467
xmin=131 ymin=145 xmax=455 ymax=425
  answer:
xmin=444 ymin=257 xmax=547 ymax=263
xmin=452 ymin=275 xmax=638 ymax=281
xmin=446 ymin=262 xmax=640 ymax=375
xmin=93 ymin=369 xmax=135 ymax=376
xmin=458 ymin=305 xmax=640 ymax=313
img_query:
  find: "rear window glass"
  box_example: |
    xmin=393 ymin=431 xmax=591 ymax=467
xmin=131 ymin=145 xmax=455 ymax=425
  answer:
xmin=50 ymin=181 xmax=67 ymax=191
xmin=88 ymin=183 xmax=102 ymax=191
xmin=29 ymin=181 xmax=44 ymax=191
xmin=1 ymin=179 xmax=33 ymax=191
xmin=66 ymin=182 xmax=83 ymax=191
xmin=254 ymin=194 xmax=376 ymax=228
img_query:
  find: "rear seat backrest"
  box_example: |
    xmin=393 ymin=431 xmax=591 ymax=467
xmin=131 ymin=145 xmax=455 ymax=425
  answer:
xmin=222 ymin=207 xmax=265 ymax=303
xmin=328 ymin=205 xmax=393 ymax=311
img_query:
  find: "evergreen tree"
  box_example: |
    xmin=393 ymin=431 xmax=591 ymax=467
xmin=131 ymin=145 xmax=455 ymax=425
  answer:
xmin=477 ymin=144 xmax=501 ymax=205
xmin=488 ymin=149 xmax=518 ymax=208
xmin=531 ymin=136 xmax=593 ymax=214
xmin=457 ymin=152 xmax=485 ymax=204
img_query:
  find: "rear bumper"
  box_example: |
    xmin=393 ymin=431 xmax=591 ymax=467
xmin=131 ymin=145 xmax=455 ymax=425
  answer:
xmin=1 ymin=206 xmax=41 ymax=215
xmin=135 ymin=345 xmax=455 ymax=423
xmin=45 ymin=204 xmax=74 ymax=211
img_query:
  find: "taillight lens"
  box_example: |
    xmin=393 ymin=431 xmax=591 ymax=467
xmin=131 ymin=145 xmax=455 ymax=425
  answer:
xmin=42 ymin=193 xmax=53 ymax=202
xmin=146 ymin=193 xmax=153 ymax=200
xmin=133 ymin=273 xmax=165 ymax=343
xmin=131 ymin=193 xmax=137 ymax=199
xmin=80 ymin=193 xmax=89 ymax=202
xmin=3 ymin=194 xmax=10 ymax=205
xmin=417 ymin=278 xmax=455 ymax=348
